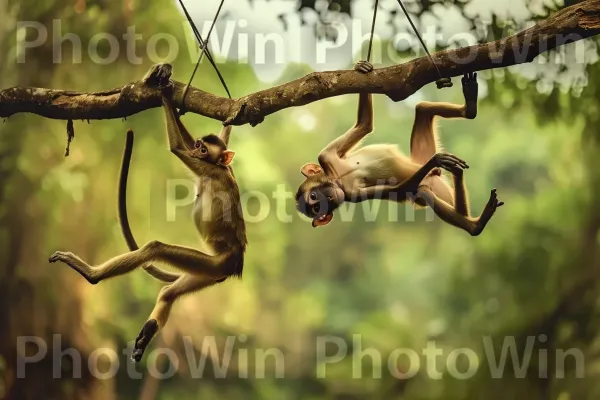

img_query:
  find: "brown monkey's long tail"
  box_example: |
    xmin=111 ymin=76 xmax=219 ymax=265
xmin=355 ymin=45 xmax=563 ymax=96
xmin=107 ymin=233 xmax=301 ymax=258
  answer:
xmin=119 ymin=130 xmax=181 ymax=283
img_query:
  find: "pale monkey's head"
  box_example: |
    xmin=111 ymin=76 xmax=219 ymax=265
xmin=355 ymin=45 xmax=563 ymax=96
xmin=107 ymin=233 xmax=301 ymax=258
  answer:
xmin=295 ymin=163 xmax=345 ymax=227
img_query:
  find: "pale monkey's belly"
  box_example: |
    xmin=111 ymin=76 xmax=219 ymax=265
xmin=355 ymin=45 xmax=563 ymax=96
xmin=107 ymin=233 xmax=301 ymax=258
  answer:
xmin=341 ymin=145 xmax=417 ymax=189
xmin=342 ymin=147 xmax=454 ymax=205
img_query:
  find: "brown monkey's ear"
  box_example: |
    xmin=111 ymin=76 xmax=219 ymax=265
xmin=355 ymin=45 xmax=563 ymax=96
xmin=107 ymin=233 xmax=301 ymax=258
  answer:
xmin=301 ymin=163 xmax=323 ymax=177
xmin=220 ymin=150 xmax=235 ymax=166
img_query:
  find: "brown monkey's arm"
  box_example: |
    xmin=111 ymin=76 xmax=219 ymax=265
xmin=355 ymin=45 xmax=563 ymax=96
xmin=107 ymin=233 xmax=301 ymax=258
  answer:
xmin=162 ymin=96 xmax=195 ymax=151
xmin=162 ymin=97 xmax=206 ymax=172
xmin=219 ymin=125 xmax=232 ymax=146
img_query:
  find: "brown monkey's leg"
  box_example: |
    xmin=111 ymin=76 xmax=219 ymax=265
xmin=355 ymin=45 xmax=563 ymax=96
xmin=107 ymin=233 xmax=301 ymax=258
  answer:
xmin=416 ymin=186 xmax=502 ymax=236
xmin=132 ymin=274 xmax=216 ymax=362
xmin=49 ymin=241 xmax=233 ymax=284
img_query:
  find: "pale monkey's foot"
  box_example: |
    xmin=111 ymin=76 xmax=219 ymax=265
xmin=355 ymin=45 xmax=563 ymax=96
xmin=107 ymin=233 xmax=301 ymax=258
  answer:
xmin=462 ymin=72 xmax=478 ymax=119
xmin=49 ymin=251 xmax=98 ymax=285
xmin=355 ymin=60 xmax=373 ymax=74
xmin=132 ymin=319 xmax=159 ymax=362
xmin=471 ymin=189 xmax=504 ymax=236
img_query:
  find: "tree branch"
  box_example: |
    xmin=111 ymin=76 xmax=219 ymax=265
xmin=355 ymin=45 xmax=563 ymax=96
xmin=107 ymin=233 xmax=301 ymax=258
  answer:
xmin=1 ymin=0 xmax=599 ymax=127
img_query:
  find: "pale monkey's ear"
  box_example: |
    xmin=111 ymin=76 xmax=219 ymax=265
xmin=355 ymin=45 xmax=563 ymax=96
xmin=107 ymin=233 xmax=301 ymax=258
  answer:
xmin=220 ymin=150 xmax=235 ymax=166
xmin=301 ymin=163 xmax=322 ymax=177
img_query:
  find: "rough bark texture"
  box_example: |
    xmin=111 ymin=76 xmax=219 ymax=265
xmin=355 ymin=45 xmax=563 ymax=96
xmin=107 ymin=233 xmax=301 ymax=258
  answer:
xmin=1 ymin=0 xmax=600 ymax=127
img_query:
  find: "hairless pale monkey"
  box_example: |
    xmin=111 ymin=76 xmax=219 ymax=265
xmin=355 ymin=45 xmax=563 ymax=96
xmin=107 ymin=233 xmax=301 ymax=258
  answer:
xmin=296 ymin=61 xmax=503 ymax=235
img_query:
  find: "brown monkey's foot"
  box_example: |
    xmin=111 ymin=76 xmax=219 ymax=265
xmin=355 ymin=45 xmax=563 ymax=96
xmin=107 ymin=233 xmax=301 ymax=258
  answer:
xmin=471 ymin=189 xmax=504 ymax=236
xmin=132 ymin=319 xmax=159 ymax=362
xmin=354 ymin=61 xmax=373 ymax=74
xmin=48 ymin=251 xmax=98 ymax=285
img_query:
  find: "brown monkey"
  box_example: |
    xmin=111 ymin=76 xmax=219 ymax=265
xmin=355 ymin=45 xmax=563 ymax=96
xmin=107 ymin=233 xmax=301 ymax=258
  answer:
xmin=49 ymin=90 xmax=247 ymax=362
xmin=296 ymin=61 xmax=503 ymax=236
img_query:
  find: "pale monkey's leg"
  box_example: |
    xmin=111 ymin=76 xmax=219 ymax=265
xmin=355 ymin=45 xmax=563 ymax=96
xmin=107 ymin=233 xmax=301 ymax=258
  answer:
xmin=451 ymin=172 xmax=469 ymax=217
xmin=132 ymin=274 xmax=216 ymax=362
xmin=416 ymin=187 xmax=501 ymax=236
xmin=49 ymin=241 xmax=231 ymax=284
xmin=409 ymin=101 xmax=471 ymax=216
xmin=409 ymin=101 xmax=468 ymax=164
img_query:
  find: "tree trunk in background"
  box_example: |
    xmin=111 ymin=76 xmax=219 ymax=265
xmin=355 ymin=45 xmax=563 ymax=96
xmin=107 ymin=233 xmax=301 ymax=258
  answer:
xmin=0 ymin=2 xmax=120 ymax=399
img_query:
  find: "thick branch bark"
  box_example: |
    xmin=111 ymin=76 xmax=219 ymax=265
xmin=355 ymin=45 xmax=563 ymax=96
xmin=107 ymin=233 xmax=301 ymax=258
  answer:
xmin=1 ymin=0 xmax=600 ymax=127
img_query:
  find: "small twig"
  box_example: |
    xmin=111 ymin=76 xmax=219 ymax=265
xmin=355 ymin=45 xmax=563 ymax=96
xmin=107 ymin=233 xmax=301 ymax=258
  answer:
xmin=65 ymin=119 xmax=75 ymax=157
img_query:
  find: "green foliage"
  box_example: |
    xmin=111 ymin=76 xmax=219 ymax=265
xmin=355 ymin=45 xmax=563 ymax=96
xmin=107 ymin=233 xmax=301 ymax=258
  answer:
xmin=2 ymin=0 xmax=600 ymax=399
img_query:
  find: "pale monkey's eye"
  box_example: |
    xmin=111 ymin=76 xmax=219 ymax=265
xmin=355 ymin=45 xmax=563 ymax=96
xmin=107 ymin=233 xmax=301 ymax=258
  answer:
xmin=200 ymin=147 xmax=208 ymax=154
xmin=309 ymin=192 xmax=317 ymax=201
xmin=194 ymin=140 xmax=202 ymax=149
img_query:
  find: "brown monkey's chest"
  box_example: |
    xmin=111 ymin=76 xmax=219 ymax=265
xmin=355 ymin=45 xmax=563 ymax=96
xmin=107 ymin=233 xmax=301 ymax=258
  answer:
xmin=194 ymin=187 xmax=224 ymax=226
xmin=193 ymin=182 xmax=245 ymax=248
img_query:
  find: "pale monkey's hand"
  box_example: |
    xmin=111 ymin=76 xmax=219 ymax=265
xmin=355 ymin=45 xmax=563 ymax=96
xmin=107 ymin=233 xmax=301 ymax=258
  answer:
xmin=355 ymin=61 xmax=374 ymax=74
xmin=431 ymin=152 xmax=469 ymax=176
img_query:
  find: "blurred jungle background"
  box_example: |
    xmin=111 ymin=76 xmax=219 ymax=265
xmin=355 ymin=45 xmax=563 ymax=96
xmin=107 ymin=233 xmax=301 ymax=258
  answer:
xmin=2 ymin=0 xmax=600 ymax=399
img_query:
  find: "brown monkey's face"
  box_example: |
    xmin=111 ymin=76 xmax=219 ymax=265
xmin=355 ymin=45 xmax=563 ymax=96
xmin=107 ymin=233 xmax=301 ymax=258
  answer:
xmin=192 ymin=134 xmax=235 ymax=166
xmin=296 ymin=163 xmax=345 ymax=228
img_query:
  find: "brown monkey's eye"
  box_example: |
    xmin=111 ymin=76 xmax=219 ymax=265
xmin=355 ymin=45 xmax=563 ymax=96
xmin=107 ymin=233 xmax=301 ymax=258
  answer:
xmin=309 ymin=192 xmax=317 ymax=201
xmin=200 ymin=147 xmax=208 ymax=154
xmin=312 ymin=204 xmax=320 ymax=215
xmin=194 ymin=140 xmax=202 ymax=148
